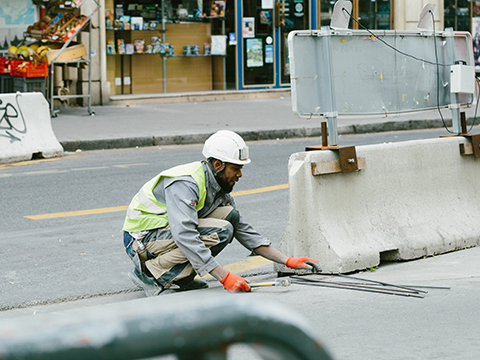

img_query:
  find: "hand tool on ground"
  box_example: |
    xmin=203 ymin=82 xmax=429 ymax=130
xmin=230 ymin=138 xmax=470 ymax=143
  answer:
xmin=250 ymin=278 xmax=290 ymax=288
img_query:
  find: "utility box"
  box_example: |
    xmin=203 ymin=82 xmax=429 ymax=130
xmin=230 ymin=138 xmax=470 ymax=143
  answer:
xmin=450 ymin=64 xmax=475 ymax=94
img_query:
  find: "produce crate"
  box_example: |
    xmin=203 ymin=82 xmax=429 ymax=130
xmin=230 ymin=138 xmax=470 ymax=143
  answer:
xmin=12 ymin=76 xmax=46 ymax=96
xmin=0 ymin=56 xmax=12 ymax=74
xmin=0 ymin=73 xmax=13 ymax=93
xmin=10 ymin=60 xmax=48 ymax=78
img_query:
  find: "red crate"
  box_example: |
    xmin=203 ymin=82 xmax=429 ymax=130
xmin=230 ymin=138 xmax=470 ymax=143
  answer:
xmin=10 ymin=60 xmax=48 ymax=78
xmin=0 ymin=57 xmax=12 ymax=74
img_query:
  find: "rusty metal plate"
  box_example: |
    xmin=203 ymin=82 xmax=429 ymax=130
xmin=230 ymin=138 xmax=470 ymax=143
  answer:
xmin=471 ymin=134 xmax=480 ymax=158
xmin=338 ymin=146 xmax=358 ymax=173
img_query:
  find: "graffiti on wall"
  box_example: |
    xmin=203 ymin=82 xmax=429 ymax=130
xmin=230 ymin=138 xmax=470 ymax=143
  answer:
xmin=0 ymin=94 xmax=26 ymax=142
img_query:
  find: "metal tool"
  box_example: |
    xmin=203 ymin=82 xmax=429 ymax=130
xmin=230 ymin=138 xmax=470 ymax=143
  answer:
xmin=250 ymin=278 xmax=290 ymax=288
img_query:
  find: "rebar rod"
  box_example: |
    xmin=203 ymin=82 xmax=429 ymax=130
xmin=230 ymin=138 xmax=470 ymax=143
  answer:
xmin=289 ymin=278 xmax=424 ymax=298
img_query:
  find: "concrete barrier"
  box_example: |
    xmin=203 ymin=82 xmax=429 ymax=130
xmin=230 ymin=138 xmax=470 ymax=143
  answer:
xmin=275 ymin=137 xmax=480 ymax=274
xmin=0 ymin=93 xmax=63 ymax=164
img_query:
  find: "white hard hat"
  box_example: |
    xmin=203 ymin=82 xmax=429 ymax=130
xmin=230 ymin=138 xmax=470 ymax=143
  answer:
xmin=203 ymin=130 xmax=251 ymax=165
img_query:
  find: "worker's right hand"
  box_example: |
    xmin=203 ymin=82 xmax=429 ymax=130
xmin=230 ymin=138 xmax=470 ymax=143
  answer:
xmin=220 ymin=271 xmax=251 ymax=293
xmin=286 ymin=257 xmax=322 ymax=272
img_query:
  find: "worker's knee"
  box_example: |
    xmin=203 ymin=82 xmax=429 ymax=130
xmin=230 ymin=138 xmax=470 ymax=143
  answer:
xmin=217 ymin=222 xmax=234 ymax=244
xmin=209 ymin=222 xmax=234 ymax=257
xmin=225 ymin=208 xmax=240 ymax=228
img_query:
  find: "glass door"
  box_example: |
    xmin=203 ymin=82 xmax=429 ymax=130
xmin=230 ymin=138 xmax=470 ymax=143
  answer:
xmin=278 ymin=0 xmax=310 ymax=84
xmin=242 ymin=0 xmax=275 ymax=86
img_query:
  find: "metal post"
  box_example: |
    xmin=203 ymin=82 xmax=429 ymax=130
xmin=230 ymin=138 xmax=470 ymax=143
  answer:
xmin=87 ymin=18 xmax=93 ymax=115
xmin=461 ymin=111 xmax=467 ymax=133
xmin=321 ymin=27 xmax=338 ymax=145
xmin=321 ymin=121 xmax=328 ymax=146
xmin=445 ymin=28 xmax=462 ymax=134
xmin=49 ymin=63 xmax=55 ymax=117
xmin=222 ymin=17 xmax=226 ymax=91
xmin=162 ymin=0 xmax=167 ymax=93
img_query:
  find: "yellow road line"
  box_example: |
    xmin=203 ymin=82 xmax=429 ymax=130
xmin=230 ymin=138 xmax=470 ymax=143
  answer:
xmin=0 ymin=160 xmax=145 ymax=176
xmin=200 ymin=256 xmax=273 ymax=279
xmin=0 ymin=157 xmax=62 ymax=170
xmin=113 ymin=163 xmax=149 ymax=168
xmin=231 ymin=183 xmax=289 ymax=196
xmin=72 ymin=166 xmax=109 ymax=171
xmin=25 ymin=206 xmax=128 ymax=220
xmin=24 ymin=170 xmax=69 ymax=175
xmin=25 ymin=183 xmax=289 ymax=220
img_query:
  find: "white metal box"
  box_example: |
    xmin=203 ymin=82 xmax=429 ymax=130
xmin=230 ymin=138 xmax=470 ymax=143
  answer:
xmin=450 ymin=64 xmax=475 ymax=94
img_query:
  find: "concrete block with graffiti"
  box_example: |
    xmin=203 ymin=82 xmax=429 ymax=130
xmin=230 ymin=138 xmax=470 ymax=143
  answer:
xmin=0 ymin=92 xmax=63 ymax=164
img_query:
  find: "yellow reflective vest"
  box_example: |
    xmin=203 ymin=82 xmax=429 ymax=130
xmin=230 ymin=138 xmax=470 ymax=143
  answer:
xmin=123 ymin=161 xmax=207 ymax=232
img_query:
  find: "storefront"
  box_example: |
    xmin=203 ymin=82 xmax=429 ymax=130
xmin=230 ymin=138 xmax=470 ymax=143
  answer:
xmin=10 ymin=1 xmax=480 ymax=103
xmin=105 ymin=0 xmax=316 ymax=95
xmin=238 ymin=0 xmax=313 ymax=88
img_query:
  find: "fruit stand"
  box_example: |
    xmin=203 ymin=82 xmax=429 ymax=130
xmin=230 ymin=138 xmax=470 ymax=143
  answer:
xmin=2 ymin=0 xmax=100 ymax=117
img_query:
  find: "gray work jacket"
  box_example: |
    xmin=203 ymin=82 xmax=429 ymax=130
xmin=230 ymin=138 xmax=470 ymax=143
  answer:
xmin=151 ymin=161 xmax=270 ymax=276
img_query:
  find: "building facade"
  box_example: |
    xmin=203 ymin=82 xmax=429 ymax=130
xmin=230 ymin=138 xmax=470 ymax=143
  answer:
xmin=1 ymin=0 xmax=478 ymax=105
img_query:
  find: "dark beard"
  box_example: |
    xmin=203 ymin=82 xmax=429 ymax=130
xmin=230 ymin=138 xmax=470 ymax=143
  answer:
xmin=215 ymin=171 xmax=234 ymax=193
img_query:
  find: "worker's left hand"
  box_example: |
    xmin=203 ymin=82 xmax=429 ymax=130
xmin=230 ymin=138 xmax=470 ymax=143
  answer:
xmin=286 ymin=257 xmax=322 ymax=272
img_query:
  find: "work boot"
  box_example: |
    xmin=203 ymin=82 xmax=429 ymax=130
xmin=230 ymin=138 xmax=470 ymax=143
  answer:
xmin=173 ymin=274 xmax=208 ymax=291
xmin=128 ymin=268 xmax=164 ymax=297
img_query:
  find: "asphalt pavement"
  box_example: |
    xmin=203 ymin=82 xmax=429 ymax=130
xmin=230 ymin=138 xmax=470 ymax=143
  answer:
xmin=1 ymin=93 xmax=479 ymax=359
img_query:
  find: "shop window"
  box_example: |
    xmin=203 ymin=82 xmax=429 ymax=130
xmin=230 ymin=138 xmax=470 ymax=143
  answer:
xmin=319 ymin=0 xmax=391 ymax=30
xmin=445 ymin=0 xmax=471 ymax=31
xmin=319 ymin=0 xmax=335 ymax=27
xmin=356 ymin=0 xmax=391 ymax=30
xmin=472 ymin=2 xmax=480 ymax=70
xmin=106 ymin=0 xmax=231 ymax=95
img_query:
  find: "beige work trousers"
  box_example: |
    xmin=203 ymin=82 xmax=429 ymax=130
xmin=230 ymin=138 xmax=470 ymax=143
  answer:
xmin=144 ymin=206 xmax=234 ymax=287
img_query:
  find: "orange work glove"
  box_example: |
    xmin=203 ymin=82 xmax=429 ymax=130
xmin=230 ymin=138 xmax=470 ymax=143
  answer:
xmin=286 ymin=257 xmax=322 ymax=272
xmin=220 ymin=271 xmax=251 ymax=293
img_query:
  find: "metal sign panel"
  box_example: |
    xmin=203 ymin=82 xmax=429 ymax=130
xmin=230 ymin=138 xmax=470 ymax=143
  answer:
xmin=289 ymin=29 xmax=474 ymax=118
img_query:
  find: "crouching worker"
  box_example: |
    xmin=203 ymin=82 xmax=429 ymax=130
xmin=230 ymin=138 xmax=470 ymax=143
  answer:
xmin=122 ymin=130 xmax=320 ymax=296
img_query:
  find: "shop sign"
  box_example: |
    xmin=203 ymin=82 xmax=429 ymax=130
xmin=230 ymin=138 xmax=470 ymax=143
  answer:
xmin=229 ymin=32 xmax=237 ymax=45
xmin=262 ymin=0 xmax=274 ymax=9
xmin=294 ymin=0 xmax=304 ymax=17
xmin=243 ymin=17 xmax=255 ymax=38
xmin=246 ymin=38 xmax=263 ymax=67
xmin=265 ymin=45 xmax=273 ymax=63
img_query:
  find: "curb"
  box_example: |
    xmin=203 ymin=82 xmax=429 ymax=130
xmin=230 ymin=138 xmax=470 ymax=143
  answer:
xmin=60 ymin=128 xmax=323 ymax=151
xmin=59 ymin=119 xmax=458 ymax=152
xmin=61 ymin=110 xmax=480 ymax=152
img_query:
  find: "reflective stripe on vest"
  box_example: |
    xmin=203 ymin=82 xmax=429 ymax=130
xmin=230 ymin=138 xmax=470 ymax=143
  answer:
xmin=123 ymin=161 xmax=207 ymax=232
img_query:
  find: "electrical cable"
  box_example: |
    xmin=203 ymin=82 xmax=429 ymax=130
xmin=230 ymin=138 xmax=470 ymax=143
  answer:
xmin=431 ymin=10 xmax=454 ymax=133
xmin=468 ymin=76 xmax=480 ymax=133
xmin=343 ymin=6 xmax=478 ymax=134
xmin=341 ymin=7 xmax=448 ymax=67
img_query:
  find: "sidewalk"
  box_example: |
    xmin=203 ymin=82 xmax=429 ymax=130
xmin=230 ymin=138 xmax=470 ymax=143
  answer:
xmin=1 ymin=246 xmax=479 ymax=359
xmin=51 ymin=92 xmax=479 ymax=151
